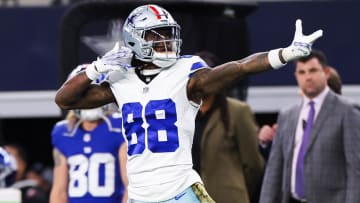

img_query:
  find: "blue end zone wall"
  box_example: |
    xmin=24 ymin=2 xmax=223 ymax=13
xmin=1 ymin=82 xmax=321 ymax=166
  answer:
xmin=0 ymin=2 xmax=358 ymax=91
xmin=247 ymin=1 xmax=360 ymax=86
xmin=0 ymin=7 xmax=65 ymax=91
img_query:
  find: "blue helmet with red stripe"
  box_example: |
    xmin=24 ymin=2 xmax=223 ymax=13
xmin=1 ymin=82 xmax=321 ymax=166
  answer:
xmin=123 ymin=4 xmax=182 ymax=69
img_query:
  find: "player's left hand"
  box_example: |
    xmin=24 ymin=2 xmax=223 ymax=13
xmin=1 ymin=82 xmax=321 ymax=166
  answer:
xmin=282 ymin=19 xmax=323 ymax=62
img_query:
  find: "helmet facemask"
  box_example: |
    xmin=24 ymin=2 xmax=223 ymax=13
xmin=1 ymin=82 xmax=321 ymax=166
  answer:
xmin=141 ymin=26 xmax=181 ymax=68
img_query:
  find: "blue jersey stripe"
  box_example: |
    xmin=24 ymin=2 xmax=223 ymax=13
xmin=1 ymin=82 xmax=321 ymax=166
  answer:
xmin=189 ymin=61 xmax=208 ymax=78
xmin=190 ymin=61 xmax=207 ymax=71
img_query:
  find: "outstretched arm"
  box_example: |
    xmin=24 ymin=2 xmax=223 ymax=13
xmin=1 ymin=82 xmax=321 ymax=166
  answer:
xmin=188 ymin=19 xmax=323 ymax=103
xmin=188 ymin=52 xmax=269 ymax=103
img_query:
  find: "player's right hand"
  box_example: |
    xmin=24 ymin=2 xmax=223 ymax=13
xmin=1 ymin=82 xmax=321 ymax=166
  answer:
xmin=282 ymin=19 xmax=323 ymax=62
xmin=95 ymin=42 xmax=133 ymax=73
xmin=97 ymin=42 xmax=133 ymax=70
xmin=86 ymin=42 xmax=133 ymax=80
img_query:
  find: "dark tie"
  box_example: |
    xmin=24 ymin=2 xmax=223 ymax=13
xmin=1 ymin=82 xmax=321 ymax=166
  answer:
xmin=295 ymin=101 xmax=315 ymax=199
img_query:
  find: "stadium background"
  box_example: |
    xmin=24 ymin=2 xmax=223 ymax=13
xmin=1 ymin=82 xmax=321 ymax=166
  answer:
xmin=0 ymin=0 xmax=359 ymax=168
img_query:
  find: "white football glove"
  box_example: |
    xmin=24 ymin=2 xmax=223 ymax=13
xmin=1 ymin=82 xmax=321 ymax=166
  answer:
xmin=86 ymin=42 xmax=133 ymax=80
xmin=268 ymin=19 xmax=323 ymax=69
xmin=283 ymin=19 xmax=323 ymax=61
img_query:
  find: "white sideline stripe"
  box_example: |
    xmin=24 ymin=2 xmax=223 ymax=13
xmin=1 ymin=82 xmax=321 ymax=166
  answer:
xmin=0 ymin=85 xmax=359 ymax=118
xmin=0 ymin=90 xmax=61 ymax=118
xmin=0 ymin=188 xmax=21 ymax=202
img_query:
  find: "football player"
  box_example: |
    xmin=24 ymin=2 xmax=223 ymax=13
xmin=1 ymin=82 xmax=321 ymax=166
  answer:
xmin=55 ymin=4 xmax=323 ymax=203
xmin=0 ymin=146 xmax=17 ymax=188
xmin=50 ymin=66 xmax=127 ymax=203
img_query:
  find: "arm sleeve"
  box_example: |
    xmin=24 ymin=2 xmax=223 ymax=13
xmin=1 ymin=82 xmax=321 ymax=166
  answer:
xmin=51 ymin=121 xmax=68 ymax=155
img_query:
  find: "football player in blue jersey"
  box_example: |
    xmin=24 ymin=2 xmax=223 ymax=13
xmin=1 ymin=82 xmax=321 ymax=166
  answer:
xmin=55 ymin=4 xmax=323 ymax=203
xmin=50 ymin=66 xmax=128 ymax=203
xmin=0 ymin=146 xmax=17 ymax=188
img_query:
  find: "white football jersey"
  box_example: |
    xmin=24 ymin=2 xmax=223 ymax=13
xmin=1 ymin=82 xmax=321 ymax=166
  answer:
xmin=106 ymin=55 xmax=208 ymax=201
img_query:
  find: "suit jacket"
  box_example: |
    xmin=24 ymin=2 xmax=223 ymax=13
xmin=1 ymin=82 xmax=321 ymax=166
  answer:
xmin=201 ymin=97 xmax=264 ymax=203
xmin=260 ymin=90 xmax=360 ymax=203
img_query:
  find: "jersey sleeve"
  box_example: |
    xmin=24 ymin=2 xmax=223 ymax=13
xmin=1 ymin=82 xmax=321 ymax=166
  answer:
xmin=108 ymin=114 xmax=125 ymax=146
xmin=184 ymin=55 xmax=210 ymax=78
xmin=51 ymin=120 xmax=69 ymax=155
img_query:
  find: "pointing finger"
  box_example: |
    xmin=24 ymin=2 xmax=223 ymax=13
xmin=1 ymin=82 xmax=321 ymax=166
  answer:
xmin=111 ymin=42 xmax=120 ymax=51
xmin=294 ymin=19 xmax=303 ymax=38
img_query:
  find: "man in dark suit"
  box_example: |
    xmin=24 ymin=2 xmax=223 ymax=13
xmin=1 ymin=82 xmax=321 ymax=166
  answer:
xmin=259 ymin=50 xmax=360 ymax=203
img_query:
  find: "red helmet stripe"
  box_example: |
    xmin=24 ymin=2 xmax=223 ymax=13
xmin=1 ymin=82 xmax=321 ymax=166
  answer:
xmin=149 ymin=5 xmax=161 ymax=19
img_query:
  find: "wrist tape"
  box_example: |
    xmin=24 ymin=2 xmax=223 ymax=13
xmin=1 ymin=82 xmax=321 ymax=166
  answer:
xmin=268 ymin=48 xmax=287 ymax=69
xmin=85 ymin=62 xmax=101 ymax=80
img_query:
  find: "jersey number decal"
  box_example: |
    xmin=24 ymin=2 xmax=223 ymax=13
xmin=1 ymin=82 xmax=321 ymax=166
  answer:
xmin=122 ymin=99 xmax=179 ymax=155
xmin=68 ymin=153 xmax=115 ymax=197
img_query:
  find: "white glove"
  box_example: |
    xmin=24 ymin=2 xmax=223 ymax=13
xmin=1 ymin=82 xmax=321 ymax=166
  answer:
xmin=268 ymin=19 xmax=323 ymax=69
xmin=86 ymin=42 xmax=133 ymax=80
xmin=282 ymin=19 xmax=323 ymax=62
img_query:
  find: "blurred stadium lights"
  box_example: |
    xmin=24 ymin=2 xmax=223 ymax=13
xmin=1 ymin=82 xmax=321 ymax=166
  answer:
xmin=2 ymin=0 xmax=333 ymax=7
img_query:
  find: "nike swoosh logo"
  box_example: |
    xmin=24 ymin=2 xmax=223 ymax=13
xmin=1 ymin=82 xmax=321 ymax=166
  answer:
xmin=174 ymin=192 xmax=186 ymax=200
